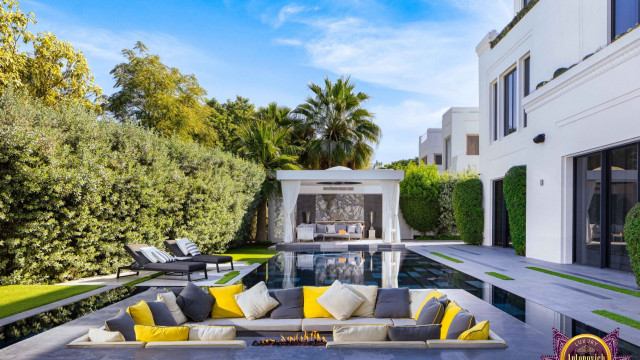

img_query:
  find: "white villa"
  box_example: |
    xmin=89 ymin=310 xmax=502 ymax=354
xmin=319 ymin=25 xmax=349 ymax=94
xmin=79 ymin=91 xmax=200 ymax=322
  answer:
xmin=418 ymin=128 xmax=443 ymax=171
xmin=476 ymin=0 xmax=640 ymax=271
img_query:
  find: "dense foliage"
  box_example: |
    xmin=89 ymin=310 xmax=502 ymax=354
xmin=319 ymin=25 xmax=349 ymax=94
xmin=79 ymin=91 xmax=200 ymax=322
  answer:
xmin=0 ymin=0 xmax=102 ymax=111
xmin=436 ymin=169 xmax=478 ymax=237
xmin=624 ymin=204 xmax=640 ymax=287
xmin=452 ymin=177 xmax=484 ymax=245
xmin=399 ymin=163 xmax=440 ymax=234
xmin=0 ymin=91 xmax=264 ymax=284
xmin=504 ymin=165 xmax=527 ymax=255
xmin=375 ymin=157 xmax=419 ymax=170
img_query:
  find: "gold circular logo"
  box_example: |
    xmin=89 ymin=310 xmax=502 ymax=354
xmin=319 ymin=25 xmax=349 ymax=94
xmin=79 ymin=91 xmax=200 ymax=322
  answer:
xmin=560 ymin=334 xmax=612 ymax=360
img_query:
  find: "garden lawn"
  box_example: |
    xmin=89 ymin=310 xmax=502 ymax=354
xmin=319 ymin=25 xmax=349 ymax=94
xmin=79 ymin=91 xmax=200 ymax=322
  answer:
xmin=0 ymin=285 xmax=103 ymax=319
xmin=223 ymin=244 xmax=278 ymax=265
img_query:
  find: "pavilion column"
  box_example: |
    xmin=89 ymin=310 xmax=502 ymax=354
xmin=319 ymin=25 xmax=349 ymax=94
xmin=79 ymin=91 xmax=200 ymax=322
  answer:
xmin=381 ymin=180 xmax=401 ymax=243
xmin=281 ymin=180 xmax=301 ymax=243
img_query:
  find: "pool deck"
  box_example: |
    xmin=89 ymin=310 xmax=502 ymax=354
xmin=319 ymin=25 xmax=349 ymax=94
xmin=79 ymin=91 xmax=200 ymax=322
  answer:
xmin=0 ymin=287 xmax=551 ymax=360
xmin=407 ymin=243 xmax=640 ymax=346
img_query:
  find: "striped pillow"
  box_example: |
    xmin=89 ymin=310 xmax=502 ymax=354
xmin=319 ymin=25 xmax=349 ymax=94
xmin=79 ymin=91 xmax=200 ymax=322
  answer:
xmin=185 ymin=242 xmax=201 ymax=256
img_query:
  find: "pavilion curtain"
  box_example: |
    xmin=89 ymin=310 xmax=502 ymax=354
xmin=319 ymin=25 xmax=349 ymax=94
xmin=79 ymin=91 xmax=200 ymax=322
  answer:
xmin=281 ymin=180 xmax=301 ymax=243
xmin=381 ymin=180 xmax=401 ymax=243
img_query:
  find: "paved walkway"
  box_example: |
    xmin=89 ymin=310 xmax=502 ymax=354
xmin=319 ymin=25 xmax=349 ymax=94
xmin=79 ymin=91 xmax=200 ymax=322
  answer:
xmin=407 ymin=243 xmax=640 ymax=345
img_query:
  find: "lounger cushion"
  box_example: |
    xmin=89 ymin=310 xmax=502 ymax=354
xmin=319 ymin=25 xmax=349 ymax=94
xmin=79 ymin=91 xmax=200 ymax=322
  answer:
xmin=157 ymin=291 xmax=188 ymax=325
xmin=134 ymin=325 xmax=189 ymax=342
xmin=147 ymin=301 xmax=178 ymax=326
xmin=191 ymin=254 xmax=233 ymax=264
xmin=209 ymin=284 xmax=245 ymax=319
xmin=458 ymin=320 xmax=490 ymax=340
xmin=176 ymin=283 xmax=215 ymax=322
xmin=126 ymin=300 xmax=155 ymax=326
xmin=333 ymin=324 xmax=388 ymax=342
xmin=344 ymin=284 xmax=378 ymax=318
xmin=302 ymin=286 xmax=332 ymax=318
xmin=105 ymin=310 xmax=137 ymax=341
xmin=388 ymin=325 xmax=441 ymax=341
xmin=269 ymin=288 xmax=304 ymax=319
xmin=416 ymin=297 xmax=444 ymax=325
xmin=187 ymin=325 xmax=236 ymax=341
xmin=317 ymin=280 xmax=363 ymax=321
xmin=234 ymin=281 xmax=278 ymax=320
xmin=374 ymin=288 xmax=409 ymax=318
xmin=210 ymin=318 xmax=302 ymax=331
xmin=143 ymin=262 xmax=206 ymax=272
xmin=88 ymin=328 xmax=125 ymax=342
xmin=301 ymin=317 xmax=393 ymax=332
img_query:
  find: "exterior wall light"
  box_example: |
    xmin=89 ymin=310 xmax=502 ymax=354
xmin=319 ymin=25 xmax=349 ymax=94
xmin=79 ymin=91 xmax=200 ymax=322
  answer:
xmin=533 ymin=133 xmax=545 ymax=143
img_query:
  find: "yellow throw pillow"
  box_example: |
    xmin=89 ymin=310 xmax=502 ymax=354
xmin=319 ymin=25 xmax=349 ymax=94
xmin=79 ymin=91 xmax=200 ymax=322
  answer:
xmin=209 ymin=284 xmax=245 ymax=319
xmin=440 ymin=301 xmax=461 ymax=339
xmin=303 ymin=286 xmax=332 ymax=318
xmin=458 ymin=320 xmax=490 ymax=340
xmin=126 ymin=300 xmax=155 ymax=326
xmin=134 ymin=325 xmax=189 ymax=342
xmin=414 ymin=290 xmax=446 ymax=321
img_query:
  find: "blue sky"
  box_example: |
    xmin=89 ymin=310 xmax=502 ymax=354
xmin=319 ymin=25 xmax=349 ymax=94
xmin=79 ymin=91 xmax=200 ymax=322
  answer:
xmin=20 ymin=0 xmax=513 ymax=163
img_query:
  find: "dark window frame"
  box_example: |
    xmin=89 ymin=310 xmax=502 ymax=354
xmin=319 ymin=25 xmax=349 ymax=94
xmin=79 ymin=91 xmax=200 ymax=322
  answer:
xmin=523 ymin=56 xmax=530 ymax=127
xmin=492 ymin=82 xmax=498 ymax=141
xmin=434 ymin=154 xmax=443 ymax=165
xmin=503 ymin=68 xmax=518 ymax=136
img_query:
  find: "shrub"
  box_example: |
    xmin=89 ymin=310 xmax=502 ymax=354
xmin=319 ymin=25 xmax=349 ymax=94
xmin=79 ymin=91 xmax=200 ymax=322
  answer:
xmin=624 ymin=203 xmax=640 ymax=288
xmin=399 ymin=163 xmax=440 ymax=234
xmin=436 ymin=169 xmax=479 ymax=237
xmin=504 ymin=165 xmax=527 ymax=255
xmin=0 ymin=90 xmax=264 ymax=284
xmin=452 ymin=177 xmax=484 ymax=245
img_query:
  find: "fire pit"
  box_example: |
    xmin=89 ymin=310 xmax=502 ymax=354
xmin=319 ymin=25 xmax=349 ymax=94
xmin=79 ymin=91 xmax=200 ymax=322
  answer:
xmin=252 ymin=331 xmax=327 ymax=346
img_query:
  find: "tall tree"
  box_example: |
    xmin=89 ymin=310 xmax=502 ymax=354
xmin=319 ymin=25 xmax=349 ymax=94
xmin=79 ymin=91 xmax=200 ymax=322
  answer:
xmin=0 ymin=0 xmax=102 ymax=111
xmin=107 ymin=42 xmax=217 ymax=146
xmin=237 ymin=103 xmax=301 ymax=242
xmin=207 ymin=96 xmax=255 ymax=153
xmin=293 ymin=76 xmax=381 ymax=169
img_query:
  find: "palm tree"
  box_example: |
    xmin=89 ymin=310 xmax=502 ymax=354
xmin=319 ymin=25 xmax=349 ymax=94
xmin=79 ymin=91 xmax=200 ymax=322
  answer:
xmin=293 ymin=76 xmax=381 ymax=169
xmin=238 ymin=104 xmax=302 ymax=242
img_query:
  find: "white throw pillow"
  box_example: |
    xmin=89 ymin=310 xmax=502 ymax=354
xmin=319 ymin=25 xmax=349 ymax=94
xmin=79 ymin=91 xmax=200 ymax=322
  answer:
xmin=333 ymin=324 xmax=388 ymax=342
xmin=88 ymin=328 xmax=125 ymax=342
xmin=409 ymin=289 xmax=436 ymax=319
xmin=326 ymin=224 xmax=336 ymax=234
xmin=347 ymin=225 xmax=357 ymax=233
xmin=233 ymin=281 xmax=279 ymax=320
xmin=139 ymin=247 xmax=159 ymax=263
xmin=317 ymin=280 xmax=364 ymax=321
xmin=153 ymin=249 xmax=175 ymax=263
xmin=344 ymin=284 xmax=378 ymax=318
xmin=175 ymin=238 xmax=191 ymax=256
xmin=157 ymin=291 xmax=188 ymax=324
xmin=188 ymin=325 xmax=236 ymax=341
xmin=185 ymin=241 xmax=201 ymax=256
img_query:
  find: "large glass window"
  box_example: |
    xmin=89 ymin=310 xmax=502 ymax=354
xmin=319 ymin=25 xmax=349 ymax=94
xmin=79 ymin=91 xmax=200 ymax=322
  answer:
xmin=467 ymin=135 xmax=479 ymax=155
xmin=609 ymin=145 xmax=637 ymax=270
xmin=524 ymin=57 xmax=530 ymax=127
xmin=503 ymin=69 xmax=517 ymax=136
xmin=612 ymin=0 xmax=640 ymax=40
xmin=575 ymin=153 xmax=602 ymax=268
xmin=492 ymin=82 xmax=498 ymax=141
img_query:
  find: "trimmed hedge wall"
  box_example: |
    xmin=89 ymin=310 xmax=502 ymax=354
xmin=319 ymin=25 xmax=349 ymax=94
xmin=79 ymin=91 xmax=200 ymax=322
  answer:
xmin=452 ymin=177 xmax=484 ymax=245
xmin=624 ymin=203 xmax=640 ymax=288
xmin=504 ymin=165 xmax=527 ymax=256
xmin=399 ymin=163 xmax=440 ymax=234
xmin=0 ymin=91 xmax=264 ymax=284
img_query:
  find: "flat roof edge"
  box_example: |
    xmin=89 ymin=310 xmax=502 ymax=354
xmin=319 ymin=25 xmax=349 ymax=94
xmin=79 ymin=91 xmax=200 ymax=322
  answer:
xmin=276 ymin=170 xmax=405 ymax=181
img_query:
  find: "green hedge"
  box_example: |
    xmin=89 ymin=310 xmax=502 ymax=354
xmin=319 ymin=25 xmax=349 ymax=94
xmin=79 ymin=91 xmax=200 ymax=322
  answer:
xmin=624 ymin=203 xmax=640 ymax=288
xmin=436 ymin=170 xmax=478 ymax=237
xmin=504 ymin=165 xmax=527 ymax=255
xmin=452 ymin=177 xmax=483 ymax=245
xmin=0 ymin=91 xmax=264 ymax=284
xmin=399 ymin=163 xmax=440 ymax=234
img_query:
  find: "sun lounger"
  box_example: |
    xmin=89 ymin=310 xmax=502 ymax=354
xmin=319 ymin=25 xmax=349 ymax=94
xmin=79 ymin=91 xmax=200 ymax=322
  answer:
xmin=164 ymin=240 xmax=234 ymax=273
xmin=117 ymin=244 xmax=208 ymax=282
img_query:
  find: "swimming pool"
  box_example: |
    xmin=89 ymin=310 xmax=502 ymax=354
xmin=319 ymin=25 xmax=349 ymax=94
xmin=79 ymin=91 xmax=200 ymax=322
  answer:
xmin=241 ymin=250 xmax=640 ymax=357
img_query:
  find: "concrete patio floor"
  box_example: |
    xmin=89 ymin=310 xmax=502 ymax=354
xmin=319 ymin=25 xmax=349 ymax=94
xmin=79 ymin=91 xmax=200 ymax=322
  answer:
xmin=0 ymin=287 xmax=551 ymax=360
xmin=407 ymin=243 xmax=640 ymax=346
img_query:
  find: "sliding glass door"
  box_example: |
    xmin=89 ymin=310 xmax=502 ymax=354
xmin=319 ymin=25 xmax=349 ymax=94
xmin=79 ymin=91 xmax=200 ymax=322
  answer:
xmin=493 ymin=180 xmax=511 ymax=248
xmin=574 ymin=142 xmax=639 ymax=271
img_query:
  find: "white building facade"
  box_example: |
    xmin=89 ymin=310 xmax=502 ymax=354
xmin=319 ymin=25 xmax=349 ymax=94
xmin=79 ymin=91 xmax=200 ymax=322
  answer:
xmin=477 ymin=0 xmax=640 ymax=271
xmin=418 ymin=128 xmax=443 ymax=171
xmin=442 ymin=107 xmax=480 ymax=173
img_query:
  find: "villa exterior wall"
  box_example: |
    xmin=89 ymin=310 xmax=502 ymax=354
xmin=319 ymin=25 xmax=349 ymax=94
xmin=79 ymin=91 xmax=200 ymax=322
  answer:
xmin=442 ymin=107 xmax=480 ymax=173
xmin=419 ymin=128 xmax=443 ymax=171
xmin=477 ymin=0 xmax=640 ymax=266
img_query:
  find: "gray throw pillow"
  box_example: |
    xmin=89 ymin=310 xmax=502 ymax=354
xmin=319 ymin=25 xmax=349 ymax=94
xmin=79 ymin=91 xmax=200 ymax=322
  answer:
xmin=335 ymin=224 xmax=347 ymax=232
xmin=166 ymin=287 xmax=183 ymax=297
xmin=444 ymin=310 xmax=476 ymax=339
xmin=356 ymin=223 xmax=363 ymax=234
xmin=105 ymin=310 xmax=136 ymax=341
xmin=269 ymin=288 xmax=304 ymax=319
xmin=316 ymin=224 xmax=327 ymax=233
xmin=416 ymin=297 xmax=444 ymax=325
xmin=176 ymin=282 xmax=215 ymax=322
xmin=147 ymin=301 xmax=178 ymax=326
xmin=388 ymin=325 xmax=441 ymax=341
xmin=438 ymin=295 xmax=450 ymax=307
xmin=373 ymin=288 xmax=410 ymax=318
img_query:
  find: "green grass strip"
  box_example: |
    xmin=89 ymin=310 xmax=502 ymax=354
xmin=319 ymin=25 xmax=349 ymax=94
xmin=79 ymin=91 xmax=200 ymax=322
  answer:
xmin=526 ymin=267 xmax=640 ymax=298
xmin=430 ymin=252 xmax=463 ymax=263
xmin=215 ymin=271 xmax=240 ymax=285
xmin=223 ymin=244 xmax=278 ymax=265
xmin=0 ymin=285 xmax=104 ymax=319
xmin=593 ymin=310 xmax=640 ymax=330
xmin=123 ymin=272 xmax=164 ymax=287
xmin=485 ymin=272 xmax=514 ymax=280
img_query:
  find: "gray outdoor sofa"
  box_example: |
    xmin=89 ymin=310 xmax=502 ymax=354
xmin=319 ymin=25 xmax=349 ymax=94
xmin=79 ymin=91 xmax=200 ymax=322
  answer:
xmin=297 ymin=223 xmax=365 ymax=241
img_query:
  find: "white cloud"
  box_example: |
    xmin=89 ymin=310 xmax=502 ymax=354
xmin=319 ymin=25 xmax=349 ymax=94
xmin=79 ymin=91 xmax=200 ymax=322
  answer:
xmin=263 ymin=3 xmax=319 ymax=28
